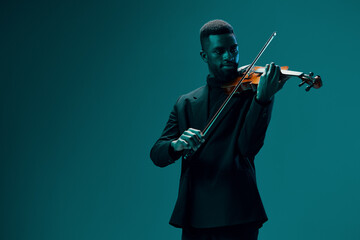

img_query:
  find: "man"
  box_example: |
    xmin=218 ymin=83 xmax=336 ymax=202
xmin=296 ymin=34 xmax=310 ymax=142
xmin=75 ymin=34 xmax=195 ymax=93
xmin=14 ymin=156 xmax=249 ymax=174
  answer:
xmin=150 ymin=19 xmax=286 ymax=240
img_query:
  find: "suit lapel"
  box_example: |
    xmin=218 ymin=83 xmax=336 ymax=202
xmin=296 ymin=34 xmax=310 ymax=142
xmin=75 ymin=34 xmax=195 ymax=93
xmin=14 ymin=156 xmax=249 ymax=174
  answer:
xmin=189 ymin=86 xmax=209 ymax=131
xmin=189 ymin=85 xmax=239 ymax=136
xmin=203 ymin=95 xmax=239 ymax=137
xmin=192 ymin=88 xmax=242 ymax=140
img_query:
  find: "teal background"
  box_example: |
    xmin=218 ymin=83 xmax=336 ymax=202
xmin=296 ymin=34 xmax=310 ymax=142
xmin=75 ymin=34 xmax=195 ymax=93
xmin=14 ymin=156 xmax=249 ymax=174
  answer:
xmin=1 ymin=0 xmax=360 ymax=239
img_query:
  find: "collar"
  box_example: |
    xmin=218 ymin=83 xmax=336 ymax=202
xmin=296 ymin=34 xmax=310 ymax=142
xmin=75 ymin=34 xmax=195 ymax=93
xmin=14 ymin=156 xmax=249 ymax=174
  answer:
xmin=206 ymin=75 xmax=238 ymax=89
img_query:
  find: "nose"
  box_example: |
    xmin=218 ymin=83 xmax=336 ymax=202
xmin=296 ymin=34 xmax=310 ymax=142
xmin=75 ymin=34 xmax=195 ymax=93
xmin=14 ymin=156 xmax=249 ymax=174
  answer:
xmin=223 ymin=50 xmax=234 ymax=61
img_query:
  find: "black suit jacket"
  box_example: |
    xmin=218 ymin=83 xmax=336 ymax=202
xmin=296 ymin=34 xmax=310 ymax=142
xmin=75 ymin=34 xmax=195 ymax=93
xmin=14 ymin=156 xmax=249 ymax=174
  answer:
xmin=150 ymin=84 xmax=274 ymax=228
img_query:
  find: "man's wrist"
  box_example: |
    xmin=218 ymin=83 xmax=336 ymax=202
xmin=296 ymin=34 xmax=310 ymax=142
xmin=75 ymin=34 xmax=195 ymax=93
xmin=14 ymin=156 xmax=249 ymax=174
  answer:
xmin=169 ymin=140 xmax=182 ymax=161
xmin=171 ymin=140 xmax=176 ymax=151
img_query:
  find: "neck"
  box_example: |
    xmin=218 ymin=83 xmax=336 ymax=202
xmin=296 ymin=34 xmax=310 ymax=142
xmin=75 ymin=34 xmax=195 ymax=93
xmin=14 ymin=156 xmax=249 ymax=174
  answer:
xmin=207 ymin=74 xmax=237 ymax=88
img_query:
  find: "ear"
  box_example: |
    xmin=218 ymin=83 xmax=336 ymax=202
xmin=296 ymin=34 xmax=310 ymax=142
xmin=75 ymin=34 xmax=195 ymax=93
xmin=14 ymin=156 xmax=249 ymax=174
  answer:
xmin=200 ymin=50 xmax=208 ymax=63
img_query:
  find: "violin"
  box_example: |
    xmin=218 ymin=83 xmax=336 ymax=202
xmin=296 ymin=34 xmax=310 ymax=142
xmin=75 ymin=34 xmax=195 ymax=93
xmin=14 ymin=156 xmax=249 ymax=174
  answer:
xmin=221 ymin=65 xmax=323 ymax=95
xmin=183 ymin=32 xmax=323 ymax=161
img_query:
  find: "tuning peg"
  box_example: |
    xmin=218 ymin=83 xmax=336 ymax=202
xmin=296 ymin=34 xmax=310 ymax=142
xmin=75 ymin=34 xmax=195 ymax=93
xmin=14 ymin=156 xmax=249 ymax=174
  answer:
xmin=305 ymin=83 xmax=314 ymax=91
xmin=298 ymin=80 xmax=306 ymax=87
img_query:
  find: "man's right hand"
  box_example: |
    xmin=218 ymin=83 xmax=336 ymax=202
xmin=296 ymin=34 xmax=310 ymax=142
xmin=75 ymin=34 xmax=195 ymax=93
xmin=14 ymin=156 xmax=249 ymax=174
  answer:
xmin=171 ymin=128 xmax=205 ymax=152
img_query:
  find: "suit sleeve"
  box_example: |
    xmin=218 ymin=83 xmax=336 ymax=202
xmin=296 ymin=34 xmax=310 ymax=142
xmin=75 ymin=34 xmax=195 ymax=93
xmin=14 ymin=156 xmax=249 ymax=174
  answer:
xmin=150 ymin=100 xmax=183 ymax=167
xmin=238 ymin=95 xmax=274 ymax=158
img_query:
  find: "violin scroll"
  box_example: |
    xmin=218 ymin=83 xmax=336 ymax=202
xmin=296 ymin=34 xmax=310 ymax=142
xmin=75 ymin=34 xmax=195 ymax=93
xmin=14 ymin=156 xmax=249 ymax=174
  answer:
xmin=299 ymin=72 xmax=323 ymax=92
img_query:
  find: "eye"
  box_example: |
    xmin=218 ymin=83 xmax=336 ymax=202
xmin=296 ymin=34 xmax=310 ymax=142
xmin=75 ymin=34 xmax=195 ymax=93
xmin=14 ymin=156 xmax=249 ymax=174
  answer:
xmin=230 ymin=47 xmax=238 ymax=53
xmin=214 ymin=49 xmax=225 ymax=55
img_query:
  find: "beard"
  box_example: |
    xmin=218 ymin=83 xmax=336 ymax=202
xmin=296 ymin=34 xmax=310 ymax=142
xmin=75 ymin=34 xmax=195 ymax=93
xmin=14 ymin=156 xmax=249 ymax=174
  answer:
xmin=214 ymin=67 xmax=238 ymax=85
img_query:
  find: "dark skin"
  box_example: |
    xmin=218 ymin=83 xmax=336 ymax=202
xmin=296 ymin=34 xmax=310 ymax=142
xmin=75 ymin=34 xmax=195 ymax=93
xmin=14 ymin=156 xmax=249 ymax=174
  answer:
xmin=171 ymin=33 xmax=286 ymax=152
xmin=200 ymin=34 xmax=240 ymax=84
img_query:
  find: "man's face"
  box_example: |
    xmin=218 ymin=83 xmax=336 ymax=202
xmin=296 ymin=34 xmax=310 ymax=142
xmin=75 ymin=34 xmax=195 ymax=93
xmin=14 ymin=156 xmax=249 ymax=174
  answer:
xmin=201 ymin=33 xmax=239 ymax=83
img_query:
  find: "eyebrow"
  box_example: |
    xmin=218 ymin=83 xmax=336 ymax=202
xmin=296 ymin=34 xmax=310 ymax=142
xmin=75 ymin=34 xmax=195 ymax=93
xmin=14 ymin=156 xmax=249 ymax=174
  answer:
xmin=213 ymin=44 xmax=238 ymax=50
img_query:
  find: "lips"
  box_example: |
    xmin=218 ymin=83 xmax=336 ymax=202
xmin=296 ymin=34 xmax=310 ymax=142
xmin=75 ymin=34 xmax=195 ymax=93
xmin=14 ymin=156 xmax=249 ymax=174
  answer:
xmin=222 ymin=64 xmax=236 ymax=69
xmin=222 ymin=63 xmax=236 ymax=68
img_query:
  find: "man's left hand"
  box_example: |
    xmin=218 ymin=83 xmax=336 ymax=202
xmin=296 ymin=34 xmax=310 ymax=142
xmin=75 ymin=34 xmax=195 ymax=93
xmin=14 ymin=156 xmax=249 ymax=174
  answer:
xmin=256 ymin=62 xmax=288 ymax=103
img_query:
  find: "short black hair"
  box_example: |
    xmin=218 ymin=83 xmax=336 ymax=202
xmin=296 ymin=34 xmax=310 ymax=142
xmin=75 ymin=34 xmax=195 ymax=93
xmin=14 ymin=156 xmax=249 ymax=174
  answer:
xmin=200 ymin=19 xmax=234 ymax=50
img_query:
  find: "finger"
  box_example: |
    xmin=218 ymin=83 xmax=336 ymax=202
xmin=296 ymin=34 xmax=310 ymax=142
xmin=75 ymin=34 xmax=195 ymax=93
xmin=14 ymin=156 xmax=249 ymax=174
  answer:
xmin=263 ymin=64 xmax=269 ymax=76
xmin=188 ymin=128 xmax=204 ymax=142
xmin=185 ymin=132 xmax=202 ymax=150
xmin=181 ymin=135 xmax=197 ymax=150
xmin=267 ymin=62 xmax=275 ymax=79
xmin=184 ymin=131 xmax=202 ymax=145
xmin=182 ymin=133 xmax=198 ymax=147
xmin=181 ymin=133 xmax=200 ymax=149
xmin=178 ymin=139 xmax=191 ymax=150
xmin=272 ymin=65 xmax=280 ymax=85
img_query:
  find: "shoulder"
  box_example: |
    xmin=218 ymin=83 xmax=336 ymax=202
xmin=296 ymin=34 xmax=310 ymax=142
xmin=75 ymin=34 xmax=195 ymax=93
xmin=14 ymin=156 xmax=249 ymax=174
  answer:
xmin=176 ymin=85 xmax=207 ymax=104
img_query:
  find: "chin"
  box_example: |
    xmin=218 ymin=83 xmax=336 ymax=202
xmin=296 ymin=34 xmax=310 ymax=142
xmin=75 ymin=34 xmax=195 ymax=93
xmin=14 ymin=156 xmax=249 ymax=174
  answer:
xmin=213 ymin=70 xmax=237 ymax=82
xmin=217 ymin=76 xmax=235 ymax=85
xmin=223 ymin=72 xmax=237 ymax=80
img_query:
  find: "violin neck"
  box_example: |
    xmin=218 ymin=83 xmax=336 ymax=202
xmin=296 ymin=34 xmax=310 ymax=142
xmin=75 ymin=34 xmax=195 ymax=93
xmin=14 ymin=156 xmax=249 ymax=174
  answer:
xmin=253 ymin=67 xmax=303 ymax=77
xmin=280 ymin=69 xmax=303 ymax=77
